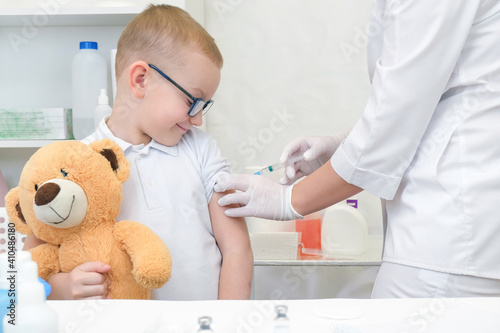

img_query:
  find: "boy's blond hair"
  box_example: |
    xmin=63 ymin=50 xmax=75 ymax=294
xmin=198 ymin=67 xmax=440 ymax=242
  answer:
xmin=115 ymin=4 xmax=223 ymax=78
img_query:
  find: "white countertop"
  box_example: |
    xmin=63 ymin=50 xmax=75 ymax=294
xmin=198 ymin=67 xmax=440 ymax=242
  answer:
xmin=47 ymin=297 xmax=500 ymax=332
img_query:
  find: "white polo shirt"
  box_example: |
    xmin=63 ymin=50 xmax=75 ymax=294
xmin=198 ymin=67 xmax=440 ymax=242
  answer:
xmin=83 ymin=117 xmax=230 ymax=300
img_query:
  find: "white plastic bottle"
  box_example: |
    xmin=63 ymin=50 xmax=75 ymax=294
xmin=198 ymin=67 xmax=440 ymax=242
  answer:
xmin=72 ymin=41 xmax=108 ymax=139
xmin=94 ymin=88 xmax=112 ymax=128
xmin=2 ymin=259 xmax=58 ymax=333
xmin=321 ymin=202 xmax=368 ymax=260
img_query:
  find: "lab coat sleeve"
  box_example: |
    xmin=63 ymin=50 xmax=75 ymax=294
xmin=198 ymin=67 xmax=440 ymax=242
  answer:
xmin=331 ymin=0 xmax=481 ymax=200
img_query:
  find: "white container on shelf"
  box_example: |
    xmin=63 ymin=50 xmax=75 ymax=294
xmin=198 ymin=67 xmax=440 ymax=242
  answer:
xmin=250 ymin=232 xmax=299 ymax=260
xmin=110 ymin=49 xmax=117 ymax=104
xmin=94 ymin=88 xmax=112 ymax=128
xmin=321 ymin=202 xmax=368 ymax=260
xmin=72 ymin=41 xmax=107 ymax=139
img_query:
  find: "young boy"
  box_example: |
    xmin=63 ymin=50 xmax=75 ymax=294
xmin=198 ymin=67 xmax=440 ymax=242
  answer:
xmin=23 ymin=4 xmax=253 ymax=300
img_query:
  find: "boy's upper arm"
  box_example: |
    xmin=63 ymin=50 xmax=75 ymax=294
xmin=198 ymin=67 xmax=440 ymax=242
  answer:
xmin=208 ymin=190 xmax=250 ymax=254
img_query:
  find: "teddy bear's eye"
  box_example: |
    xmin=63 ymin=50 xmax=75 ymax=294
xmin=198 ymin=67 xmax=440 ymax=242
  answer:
xmin=34 ymin=184 xmax=38 ymax=191
xmin=61 ymin=169 xmax=68 ymax=177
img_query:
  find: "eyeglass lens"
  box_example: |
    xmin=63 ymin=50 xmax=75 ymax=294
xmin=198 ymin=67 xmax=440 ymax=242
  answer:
xmin=189 ymin=100 xmax=214 ymax=117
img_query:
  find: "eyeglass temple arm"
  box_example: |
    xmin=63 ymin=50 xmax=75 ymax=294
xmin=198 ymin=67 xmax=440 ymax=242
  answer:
xmin=148 ymin=64 xmax=196 ymax=101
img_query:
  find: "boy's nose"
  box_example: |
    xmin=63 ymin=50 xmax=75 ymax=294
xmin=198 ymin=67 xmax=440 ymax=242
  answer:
xmin=189 ymin=112 xmax=203 ymax=127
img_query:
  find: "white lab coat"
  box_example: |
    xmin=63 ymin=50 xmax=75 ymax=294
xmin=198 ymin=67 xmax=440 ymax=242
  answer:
xmin=332 ymin=0 xmax=500 ymax=278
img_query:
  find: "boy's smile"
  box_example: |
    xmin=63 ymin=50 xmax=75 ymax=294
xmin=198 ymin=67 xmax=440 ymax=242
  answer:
xmin=176 ymin=123 xmax=189 ymax=132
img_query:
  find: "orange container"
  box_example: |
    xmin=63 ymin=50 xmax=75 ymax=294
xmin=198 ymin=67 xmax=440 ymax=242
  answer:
xmin=295 ymin=218 xmax=321 ymax=258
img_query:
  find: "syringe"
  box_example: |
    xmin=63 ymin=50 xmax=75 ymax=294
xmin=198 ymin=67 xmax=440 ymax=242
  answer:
xmin=254 ymin=155 xmax=304 ymax=175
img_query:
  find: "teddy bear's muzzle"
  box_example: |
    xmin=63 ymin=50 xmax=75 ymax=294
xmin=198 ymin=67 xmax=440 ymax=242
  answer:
xmin=33 ymin=178 xmax=88 ymax=229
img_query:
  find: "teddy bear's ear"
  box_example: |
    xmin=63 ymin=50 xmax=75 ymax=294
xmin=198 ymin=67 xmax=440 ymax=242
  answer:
xmin=4 ymin=187 xmax=33 ymax=235
xmin=89 ymin=139 xmax=130 ymax=183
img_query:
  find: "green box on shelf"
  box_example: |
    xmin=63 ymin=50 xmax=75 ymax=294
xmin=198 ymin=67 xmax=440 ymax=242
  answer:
xmin=0 ymin=108 xmax=74 ymax=140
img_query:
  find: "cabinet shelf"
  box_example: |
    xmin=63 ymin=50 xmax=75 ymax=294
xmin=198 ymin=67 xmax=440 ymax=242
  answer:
xmin=0 ymin=7 xmax=149 ymax=27
xmin=0 ymin=140 xmax=64 ymax=148
xmin=254 ymin=235 xmax=383 ymax=266
xmin=254 ymin=259 xmax=381 ymax=267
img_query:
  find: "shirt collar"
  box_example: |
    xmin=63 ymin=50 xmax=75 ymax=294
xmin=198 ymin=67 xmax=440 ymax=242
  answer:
xmin=99 ymin=116 xmax=179 ymax=157
xmin=149 ymin=140 xmax=178 ymax=156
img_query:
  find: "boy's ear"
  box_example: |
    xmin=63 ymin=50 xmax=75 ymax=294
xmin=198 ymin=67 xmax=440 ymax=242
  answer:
xmin=128 ymin=61 xmax=149 ymax=99
xmin=5 ymin=187 xmax=34 ymax=235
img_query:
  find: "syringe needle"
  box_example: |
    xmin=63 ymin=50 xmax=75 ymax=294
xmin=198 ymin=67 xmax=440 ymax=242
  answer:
xmin=254 ymin=155 xmax=304 ymax=175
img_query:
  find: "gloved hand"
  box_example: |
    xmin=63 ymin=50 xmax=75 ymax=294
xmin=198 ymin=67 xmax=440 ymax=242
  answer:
xmin=214 ymin=174 xmax=303 ymax=221
xmin=279 ymin=129 xmax=350 ymax=185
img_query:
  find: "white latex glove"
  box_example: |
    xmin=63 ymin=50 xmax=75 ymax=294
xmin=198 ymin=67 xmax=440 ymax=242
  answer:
xmin=279 ymin=128 xmax=350 ymax=185
xmin=214 ymin=174 xmax=303 ymax=221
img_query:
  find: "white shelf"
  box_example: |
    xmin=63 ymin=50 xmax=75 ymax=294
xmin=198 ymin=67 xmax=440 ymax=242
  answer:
xmin=254 ymin=259 xmax=381 ymax=266
xmin=0 ymin=140 xmax=64 ymax=148
xmin=254 ymin=234 xmax=383 ymax=266
xmin=0 ymin=7 xmax=144 ymax=26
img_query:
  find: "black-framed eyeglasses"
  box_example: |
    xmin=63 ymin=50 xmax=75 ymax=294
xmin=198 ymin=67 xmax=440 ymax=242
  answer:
xmin=148 ymin=64 xmax=214 ymax=117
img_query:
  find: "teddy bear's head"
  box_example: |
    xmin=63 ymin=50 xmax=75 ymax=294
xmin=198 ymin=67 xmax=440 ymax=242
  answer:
xmin=5 ymin=139 xmax=129 ymax=244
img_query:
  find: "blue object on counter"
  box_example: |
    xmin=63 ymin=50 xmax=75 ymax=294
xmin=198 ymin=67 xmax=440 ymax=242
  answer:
xmin=39 ymin=277 xmax=51 ymax=298
xmin=0 ymin=279 xmax=50 ymax=332
xmin=1 ymin=288 xmax=8 ymax=333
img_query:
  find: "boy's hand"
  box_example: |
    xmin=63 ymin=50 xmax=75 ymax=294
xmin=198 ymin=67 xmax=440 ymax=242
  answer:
xmin=48 ymin=261 xmax=111 ymax=300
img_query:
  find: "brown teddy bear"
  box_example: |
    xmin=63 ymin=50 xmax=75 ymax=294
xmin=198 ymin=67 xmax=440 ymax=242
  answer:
xmin=5 ymin=139 xmax=171 ymax=299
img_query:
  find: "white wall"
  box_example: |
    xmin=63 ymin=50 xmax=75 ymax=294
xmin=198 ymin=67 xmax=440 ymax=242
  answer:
xmin=204 ymin=0 xmax=382 ymax=299
xmin=205 ymin=0 xmax=372 ymax=168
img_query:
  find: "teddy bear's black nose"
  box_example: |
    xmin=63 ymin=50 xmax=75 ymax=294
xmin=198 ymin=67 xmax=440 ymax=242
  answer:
xmin=35 ymin=182 xmax=61 ymax=206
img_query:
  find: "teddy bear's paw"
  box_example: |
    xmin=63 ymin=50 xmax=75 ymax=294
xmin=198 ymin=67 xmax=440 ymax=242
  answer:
xmin=133 ymin=262 xmax=171 ymax=289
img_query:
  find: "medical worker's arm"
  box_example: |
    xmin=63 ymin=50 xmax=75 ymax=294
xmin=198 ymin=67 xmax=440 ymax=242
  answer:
xmin=216 ymin=162 xmax=361 ymax=219
xmin=23 ymin=234 xmax=111 ymax=300
xmin=292 ymin=160 xmax=362 ymax=216
xmin=209 ymin=190 xmax=253 ymax=299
